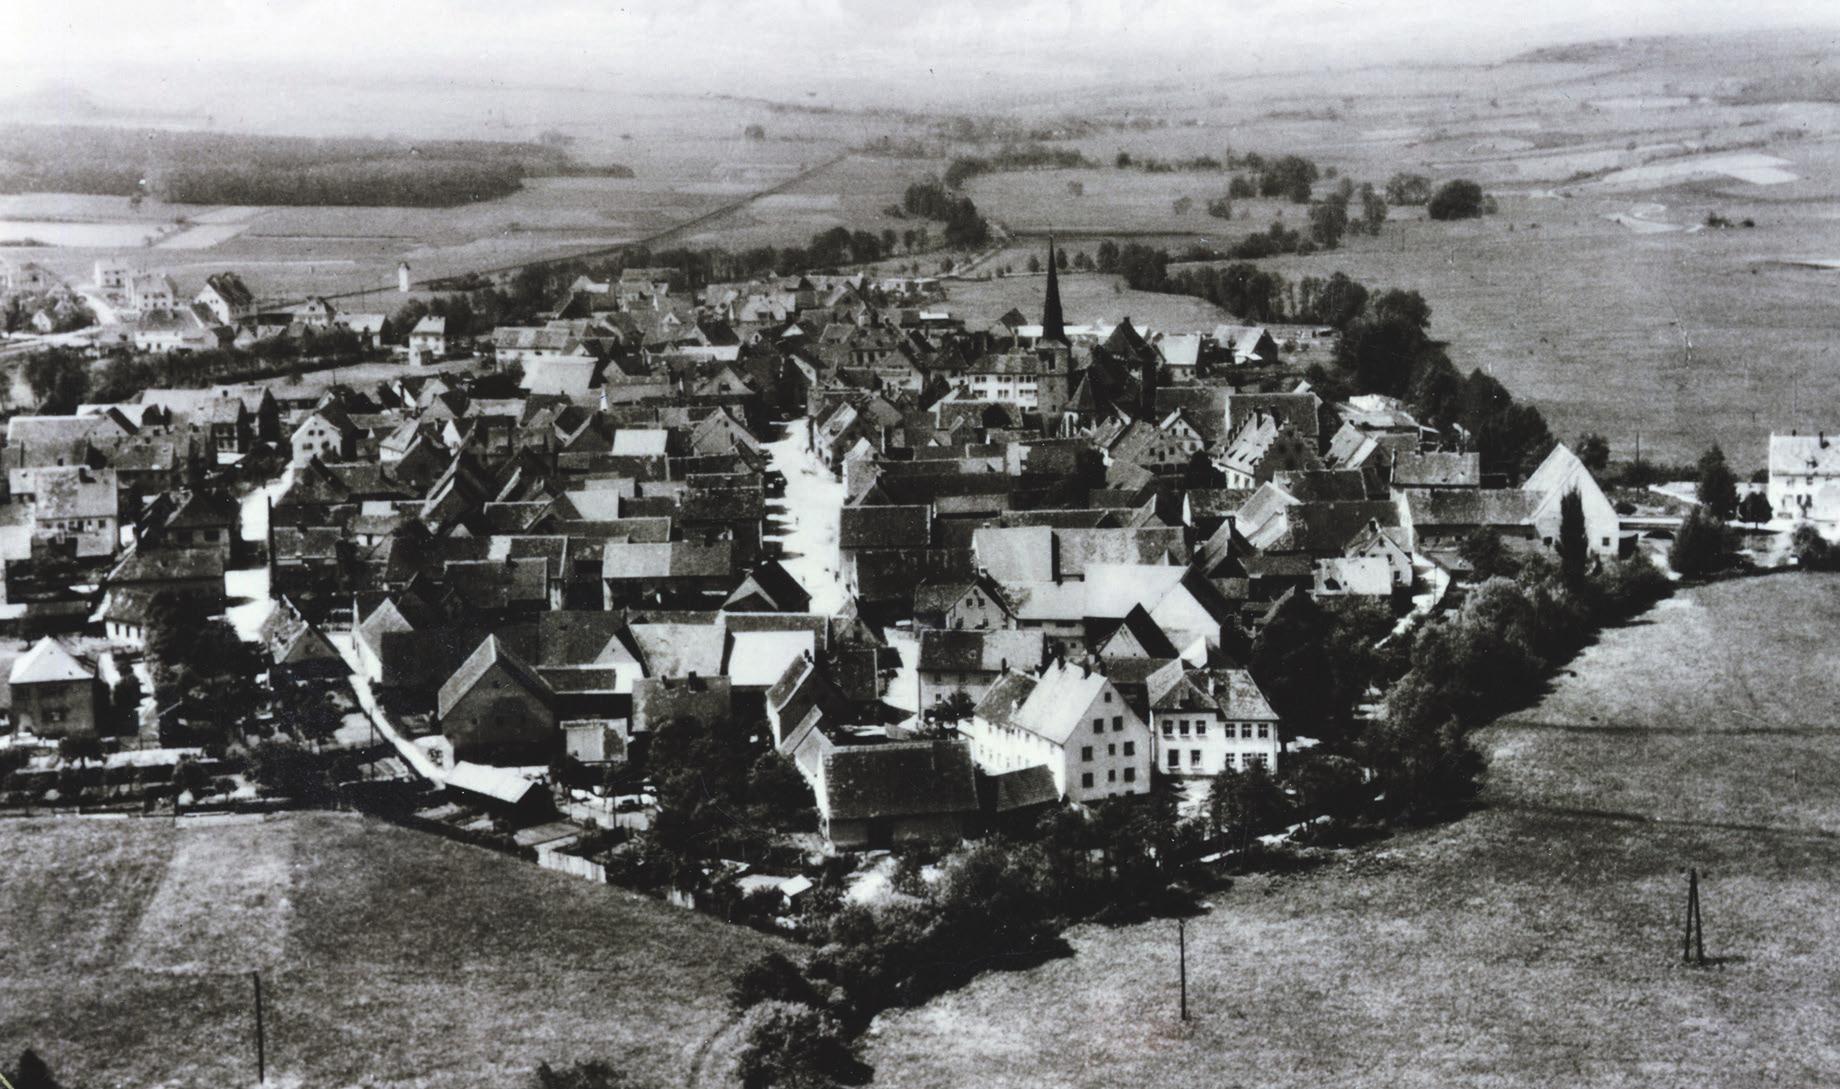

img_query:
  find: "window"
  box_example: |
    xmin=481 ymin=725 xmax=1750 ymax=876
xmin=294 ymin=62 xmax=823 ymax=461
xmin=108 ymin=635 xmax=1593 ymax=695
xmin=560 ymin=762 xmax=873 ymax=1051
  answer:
xmin=1081 ymin=772 xmax=1094 ymax=788
xmin=1196 ymin=723 xmax=1207 ymax=738
xmin=1112 ymin=716 xmax=1122 ymax=731
xmin=1190 ymin=749 xmax=1202 ymax=766
xmin=1123 ymin=741 xmax=1135 ymax=756
xmin=1241 ymin=723 xmax=1254 ymax=739
xmin=1162 ymin=722 xmax=1174 ymax=736
xmin=1168 ymin=750 xmax=1180 ymax=768
xmin=1257 ymin=723 xmax=1270 ymax=739
xmin=1093 ymin=719 xmax=1104 ymax=735
xmin=1179 ymin=720 xmax=1190 ymax=735
xmin=1248 ymin=753 xmax=1268 ymax=770
xmin=1081 ymin=746 xmax=1093 ymax=762
xmin=1122 ymin=767 xmax=1136 ymax=783
xmin=1103 ymin=690 xmax=1113 ymax=703
xmin=1107 ymin=743 xmax=1116 ymax=756
xmin=1107 ymin=769 xmax=1117 ymax=783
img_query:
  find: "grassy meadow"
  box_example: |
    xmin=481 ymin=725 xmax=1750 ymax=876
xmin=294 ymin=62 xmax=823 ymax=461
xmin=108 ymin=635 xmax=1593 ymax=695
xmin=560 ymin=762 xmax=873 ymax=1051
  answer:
xmin=0 ymin=812 xmax=781 ymax=1088
xmin=864 ymin=573 xmax=1840 ymax=1089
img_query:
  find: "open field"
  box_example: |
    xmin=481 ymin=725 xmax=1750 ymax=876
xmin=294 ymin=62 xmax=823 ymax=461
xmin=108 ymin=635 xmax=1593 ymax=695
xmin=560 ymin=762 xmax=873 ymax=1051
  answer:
xmin=0 ymin=812 xmax=782 ymax=1088
xmin=866 ymin=573 xmax=1840 ymax=1088
xmin=942 ymin=268 xmax=1234 ymax=333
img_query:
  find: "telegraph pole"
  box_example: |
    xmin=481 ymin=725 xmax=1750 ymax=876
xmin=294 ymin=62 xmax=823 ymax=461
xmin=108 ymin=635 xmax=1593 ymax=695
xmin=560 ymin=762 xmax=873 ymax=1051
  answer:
xmin=1178 ymin=916 xmax=1188 ymax=1022
xmin=253 ymin=970 xmax=266 ymax=1084
xmin=1683 ymin=868 xmax=1705 ymax=967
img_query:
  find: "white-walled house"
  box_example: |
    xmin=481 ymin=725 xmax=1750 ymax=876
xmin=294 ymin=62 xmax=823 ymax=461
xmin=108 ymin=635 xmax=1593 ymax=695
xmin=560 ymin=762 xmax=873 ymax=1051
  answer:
xmin=1147 ymin=666 xmax=1281 ymax=778
xmin=1522 ymin=442 xmax=1621 ymax=556
xmin=966 ymin=660 xmax=1152 ymax=804
xmin=1768 ymin=432 xmax=1840 ymax=523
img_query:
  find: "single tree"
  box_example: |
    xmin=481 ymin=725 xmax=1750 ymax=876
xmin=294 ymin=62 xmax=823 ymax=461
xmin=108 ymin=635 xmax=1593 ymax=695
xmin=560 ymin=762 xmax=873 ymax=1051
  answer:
xmin=1427 ymin=179 xmax=1486 ymax=221
xmin=1696 ymin=444 xmax=1740 ymax=521
xmin=1559 ymin=488 xmax=1588 ymax=586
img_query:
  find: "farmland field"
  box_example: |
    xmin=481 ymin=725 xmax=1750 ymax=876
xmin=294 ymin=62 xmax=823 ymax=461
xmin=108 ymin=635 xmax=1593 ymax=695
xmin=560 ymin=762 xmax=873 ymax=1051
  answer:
xmin=865 ymin=573 xmax=1840 ymax=1089
xmin=0 ymin=812 xmax=781 ymax=1088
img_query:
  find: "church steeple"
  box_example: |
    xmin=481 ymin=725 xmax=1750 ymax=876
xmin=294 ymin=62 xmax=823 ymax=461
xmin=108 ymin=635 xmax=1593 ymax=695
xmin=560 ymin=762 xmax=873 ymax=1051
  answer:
xmin=1041 ymin=236 xmax=1065 ymax=344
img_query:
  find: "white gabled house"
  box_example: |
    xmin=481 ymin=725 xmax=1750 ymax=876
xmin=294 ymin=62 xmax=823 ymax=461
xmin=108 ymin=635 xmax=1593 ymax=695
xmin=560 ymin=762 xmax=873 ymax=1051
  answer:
xmin=966 ymin=660 xmax=1152 ymax=804
xmin=1522 ymin=442 xmax=1621 ymax=556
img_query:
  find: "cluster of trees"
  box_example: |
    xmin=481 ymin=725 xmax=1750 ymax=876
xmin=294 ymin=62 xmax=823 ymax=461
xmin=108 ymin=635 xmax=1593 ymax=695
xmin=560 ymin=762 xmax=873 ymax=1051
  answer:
xmin=1216 ymin=153 xmax=1322 ymax=203
xmin=899 ymin=179 xmax=991 ymax=249
xmin=146 ymin=592 xmax=266 ymax=744
xmin=1368 ymin=547 xmax=1672 ymax=819
xmin=1320 ymin=289 xmax=1556 ymax=479
xmin=639 ymin=713 xmax=817 ymax=880
xmin=0 ymin=123 xmax=575 ymax=207
xmin=2 ymin=294 xmax=94 ymax=335
xmin=1305 ymin=179 xmax=1389 ymax=249
xmin=1114 ymin=242 xmax=1375 ymax=328
xmin=1385 ymin=173 xmax=1434 ymax=205
xmin=943 ymin=144 xmax=1091 ymax=187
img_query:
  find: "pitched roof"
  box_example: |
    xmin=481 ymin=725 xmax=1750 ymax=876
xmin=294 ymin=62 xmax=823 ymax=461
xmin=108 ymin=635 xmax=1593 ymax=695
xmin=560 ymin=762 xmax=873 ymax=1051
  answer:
xmin=981 ymin=764 xmax=1061 ymax=812
xmin=916 ymin=629 xmax=1046 ymax=674
xmin=839 ymin=504 xmax=931 ymax=550
xmin=821 ymin=740 xmax=980 ymax=821
xmin=726 ymin=629 xmax=818 ymax=687
xmin=10 ymin=636 xmax=94 ymax=685
xmin=975 ymin=659 xmax=1114 ymax=745
xmin=1392 ymin=451 xmax=1480 ymax=489
xmin=437 ymin=635 xmax=553 ymax=719
xmin=628 ymin=622 xmax=726 ymax=678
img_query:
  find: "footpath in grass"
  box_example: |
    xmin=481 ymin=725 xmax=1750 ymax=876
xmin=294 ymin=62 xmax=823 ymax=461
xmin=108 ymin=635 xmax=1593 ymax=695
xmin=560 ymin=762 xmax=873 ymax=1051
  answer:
xmin=864 ymin=573 xmax=1840 ymax=1089
xmin=0 ymin=811 xmax=784 ymax=1088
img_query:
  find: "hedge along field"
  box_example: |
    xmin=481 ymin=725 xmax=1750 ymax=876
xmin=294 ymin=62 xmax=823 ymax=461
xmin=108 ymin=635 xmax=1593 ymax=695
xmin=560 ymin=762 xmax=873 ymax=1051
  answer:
xmin=863 ymin=573 xmax=1840 ymax=1089
xmin=0 ymin=811 xmax=785 ymax=1088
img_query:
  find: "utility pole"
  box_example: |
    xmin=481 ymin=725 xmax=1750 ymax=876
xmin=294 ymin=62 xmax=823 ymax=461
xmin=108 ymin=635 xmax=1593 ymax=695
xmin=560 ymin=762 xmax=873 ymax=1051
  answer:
xmin=252 ymin=970 xmax=266 ymax=1084
xmin=1178 ymin=916 xmax=1188 ymax=1022
xmin=1683 ymin=868 xmax=1705 ymax=967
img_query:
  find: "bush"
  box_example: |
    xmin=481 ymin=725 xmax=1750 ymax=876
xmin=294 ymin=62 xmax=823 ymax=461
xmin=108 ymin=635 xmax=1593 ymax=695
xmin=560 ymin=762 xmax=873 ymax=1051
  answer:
xmin=735 ymin=1001 xmax=864 ymax=1089
xmin=531 ymin=1060 xmax=657 ymax=1089
xmin=1670 ymin=508 xmax=1732 ymax=577
xmin=730 ymin=952 xmax=823 ymax=1012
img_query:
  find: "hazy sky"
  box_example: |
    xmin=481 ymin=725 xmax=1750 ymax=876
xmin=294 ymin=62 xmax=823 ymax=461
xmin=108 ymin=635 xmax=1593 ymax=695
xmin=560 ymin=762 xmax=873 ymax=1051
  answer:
xmin=8 ymin=0 xmax=1840 ymax=123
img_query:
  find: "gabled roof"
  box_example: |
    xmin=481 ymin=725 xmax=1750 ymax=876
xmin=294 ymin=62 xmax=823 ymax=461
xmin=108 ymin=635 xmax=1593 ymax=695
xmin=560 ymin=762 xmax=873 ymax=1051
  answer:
xmin=437 ymin=635 xmax=553 ymax=719
xmin=1099 ymin=604 xmax=1180 ymax=660
xmin=821 ymin=740 xmax=980 ymax=821
xmin=975 ymin=659 xmax=1115 ymax=745
xmin=10 ymin=636 xmax=94 ymax=685
xmin=628 ymin=623 xmax=726 ymax=678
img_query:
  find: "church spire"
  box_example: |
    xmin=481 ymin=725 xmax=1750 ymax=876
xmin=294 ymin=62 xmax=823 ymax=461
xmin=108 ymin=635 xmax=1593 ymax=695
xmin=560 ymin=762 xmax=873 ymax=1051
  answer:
xmin=1041 ymin=235 xmax=1065 ymax=344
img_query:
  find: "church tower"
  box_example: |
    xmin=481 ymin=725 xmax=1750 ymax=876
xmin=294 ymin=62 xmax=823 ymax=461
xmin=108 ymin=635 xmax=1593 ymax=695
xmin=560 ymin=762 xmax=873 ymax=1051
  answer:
xmin=1041 ymin=237 xmax=1065 ymax=344
xmin=1033 ymin=236 xmax=1072 ymax=415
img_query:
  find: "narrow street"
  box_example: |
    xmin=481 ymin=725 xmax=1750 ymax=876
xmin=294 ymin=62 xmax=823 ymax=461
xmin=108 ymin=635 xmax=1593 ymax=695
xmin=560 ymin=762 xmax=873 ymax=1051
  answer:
xmin=762 ymin=423 xmax=849 ymax=615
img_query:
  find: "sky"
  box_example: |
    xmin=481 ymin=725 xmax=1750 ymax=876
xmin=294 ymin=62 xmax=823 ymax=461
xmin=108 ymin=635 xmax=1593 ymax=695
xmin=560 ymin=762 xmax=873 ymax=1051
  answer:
xmin=6 ymin=0 xmax=1840 ymax=128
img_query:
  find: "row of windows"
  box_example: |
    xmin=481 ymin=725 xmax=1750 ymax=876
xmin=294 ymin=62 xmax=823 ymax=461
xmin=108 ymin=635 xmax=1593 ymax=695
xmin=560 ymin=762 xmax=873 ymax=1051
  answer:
xmin=1079 ymin=742 xmax=1135 ymax=761
xmin=1079 ymin=767 xmax=1136 ymax=788
xmin=1167 ymin=750 xmax=1267 ymax=771
xmin=1160 ymin=719 xmax=1270 ymax=739
xmin=1090 ymin=716 xmax=1125 ymax=734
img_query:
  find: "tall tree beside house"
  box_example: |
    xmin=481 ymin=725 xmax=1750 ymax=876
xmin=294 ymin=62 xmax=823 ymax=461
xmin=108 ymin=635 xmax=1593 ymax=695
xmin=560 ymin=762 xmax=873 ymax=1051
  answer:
xmin=146 ymin=592 xmax=265 ymax=738
xmin=1697 ymin=445 xmax=1740 ymax=521
xmin=1559 ymin=489 xmax=1588 ymax=586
